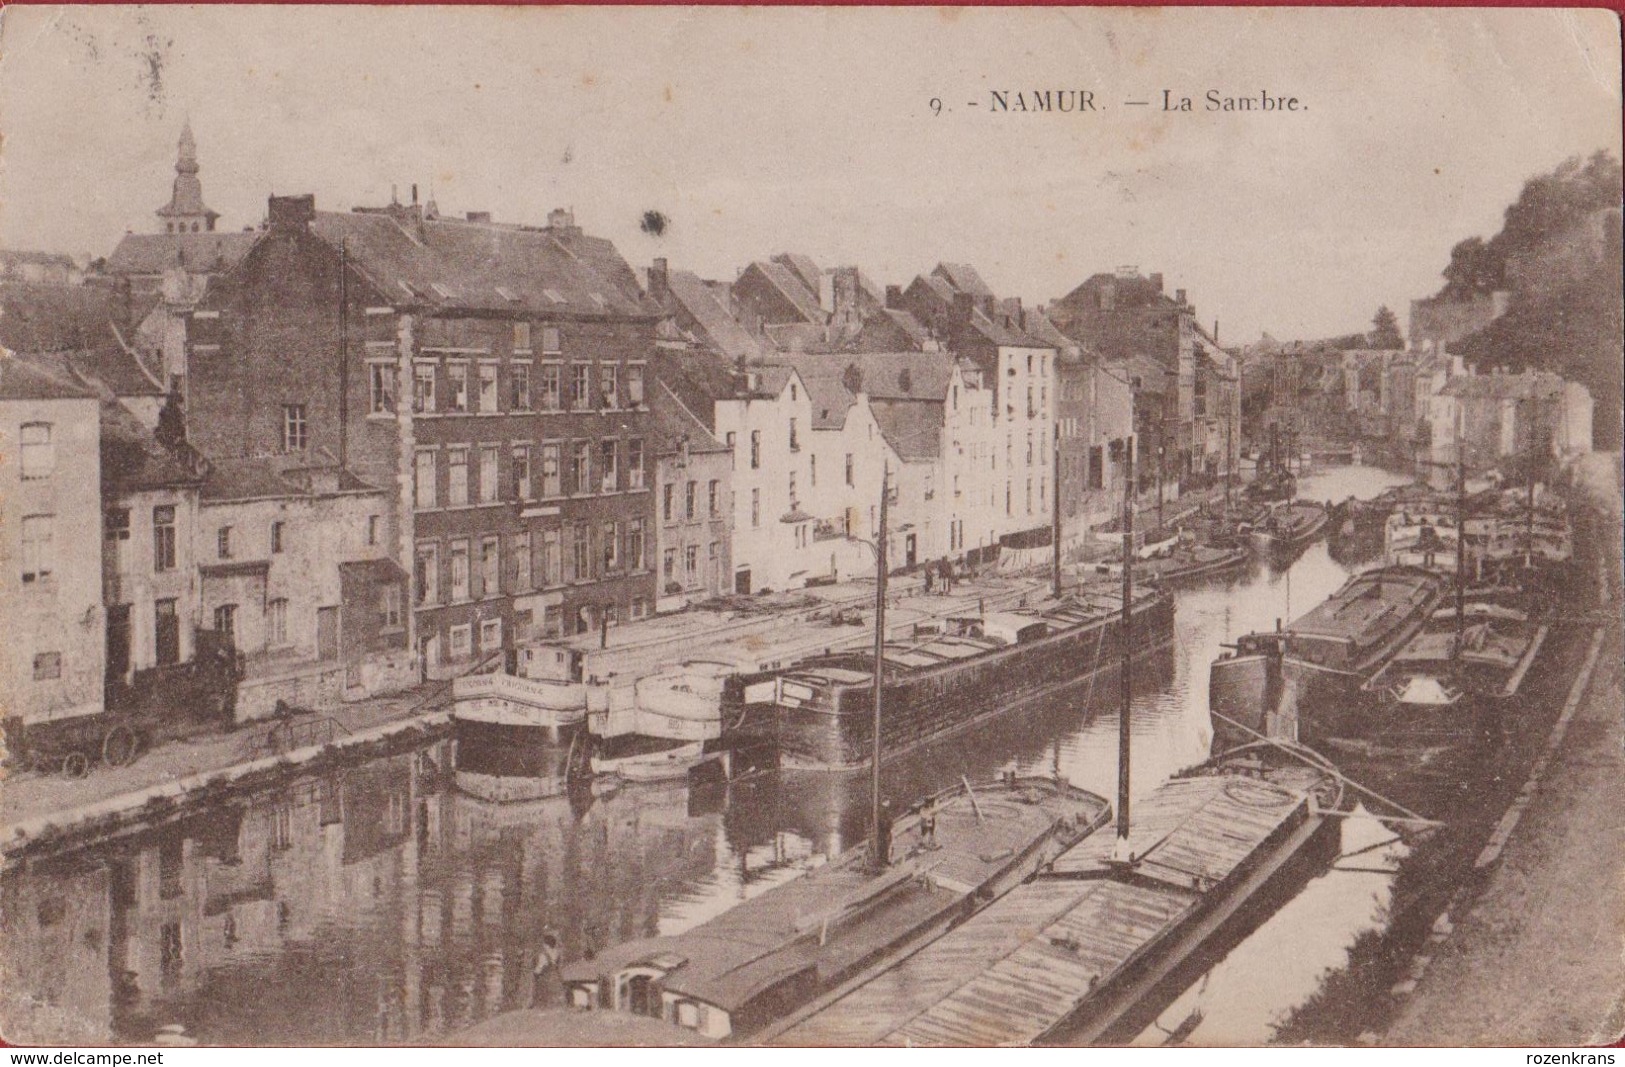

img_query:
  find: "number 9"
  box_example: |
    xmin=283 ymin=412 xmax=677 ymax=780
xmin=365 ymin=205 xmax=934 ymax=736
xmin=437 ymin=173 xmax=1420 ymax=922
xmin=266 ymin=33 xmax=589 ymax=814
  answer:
xmin=929 ymin=98 xmax=943 ymax=116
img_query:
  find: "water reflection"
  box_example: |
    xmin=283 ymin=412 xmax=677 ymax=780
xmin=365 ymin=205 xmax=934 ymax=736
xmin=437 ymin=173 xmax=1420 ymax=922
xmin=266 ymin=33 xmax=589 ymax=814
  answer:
xmin=0 ymin=467 xmax=1411 ymax=1047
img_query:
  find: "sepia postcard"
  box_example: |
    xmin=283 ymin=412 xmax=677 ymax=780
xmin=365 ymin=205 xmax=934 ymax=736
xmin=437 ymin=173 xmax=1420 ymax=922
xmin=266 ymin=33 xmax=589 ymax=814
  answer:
xmin=0 ymin=4 xmax=1620 ymax=1052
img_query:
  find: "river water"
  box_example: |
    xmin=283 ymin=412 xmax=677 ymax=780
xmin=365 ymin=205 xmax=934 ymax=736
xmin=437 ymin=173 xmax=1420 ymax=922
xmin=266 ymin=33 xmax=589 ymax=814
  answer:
xmin=0 ymin=466 xmax=1413 ymax=1047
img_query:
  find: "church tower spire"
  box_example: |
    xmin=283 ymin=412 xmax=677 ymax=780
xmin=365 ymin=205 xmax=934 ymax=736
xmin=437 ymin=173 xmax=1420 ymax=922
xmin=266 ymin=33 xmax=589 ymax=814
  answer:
xmin=156 ymin=120 xmax=220 ymax=234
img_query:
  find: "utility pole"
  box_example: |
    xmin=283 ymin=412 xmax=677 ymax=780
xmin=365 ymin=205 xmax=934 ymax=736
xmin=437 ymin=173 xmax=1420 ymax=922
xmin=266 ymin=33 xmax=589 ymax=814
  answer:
xmin=1225 ymin=398 xmax=1234 ymax=513
xmin=870 ymin=463 xmax=889 ymax=872
xmin=337 ymin=238 xmax=349 ymax=468
xmin=1051 ymin=423 xmax=1063 ymax=598
xmin=1454 ymin=451 xmax=1466 ymax=659
xmin=1116 ymin=438 xmax=1135 ymax=847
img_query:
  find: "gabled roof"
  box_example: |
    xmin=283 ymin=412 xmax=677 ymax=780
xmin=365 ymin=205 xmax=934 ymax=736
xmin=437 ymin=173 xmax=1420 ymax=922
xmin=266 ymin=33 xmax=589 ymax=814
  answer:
xmin=307 ymin=211 xmax=656 ymax=320
xmin=649 ymin=379 xmax=728 ymax=456
xmin=99 ymin=398 xmax=207 ymax=491
xmin=967 ymin=308 xmax=1046 ymax=349
xmin=663 ymin=269 xmax=764 ymax=361
xmin=933 ymin=262 xmax=995 ymax=299
xmin=0 ymin=350 xmax=97 ymax=401
xmin=1055 ymin=272 xmax=1175 ymax=310
xmin=1021 ymin=309 xmax=1082 ymax=358
xmin=874 ymin=308 xmax=932 ymax=349
xmin=744 ymin=260 xmax=825 ymax=324
xmin=104 ymin=232 xmax=259 ymax=277
xmin=869 ymin=399 xmax=944 ymax=461
xmin=909 ymin=273 xmax=957 ymax=309
xmin=0 ymin=282 xmax=134 ymax=353
xmin=647 ymin=349 xmax=742 ymax=433
xmin=200 ymin=455 xmax=381 ymax=502
xmin=770 ymin=252 xmax=823 ymax=297
xmin=14 ymin=345 xmax=164 ymax=399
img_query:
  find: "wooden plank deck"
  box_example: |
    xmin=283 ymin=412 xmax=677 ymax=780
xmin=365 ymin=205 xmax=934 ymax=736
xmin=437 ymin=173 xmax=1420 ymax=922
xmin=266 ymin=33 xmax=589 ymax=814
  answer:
xmin=772 ymin=772 xmax=1313 ymax=1047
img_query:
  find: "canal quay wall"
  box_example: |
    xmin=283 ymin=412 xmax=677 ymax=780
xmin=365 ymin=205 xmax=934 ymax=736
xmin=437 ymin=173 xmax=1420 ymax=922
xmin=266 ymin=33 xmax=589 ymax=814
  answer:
xmin=2 ymin=568 xmax=1055 ymax=864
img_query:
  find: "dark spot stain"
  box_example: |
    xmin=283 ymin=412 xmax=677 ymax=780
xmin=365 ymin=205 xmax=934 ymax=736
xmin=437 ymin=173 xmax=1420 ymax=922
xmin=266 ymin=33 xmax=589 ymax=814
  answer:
xmin=562 ymin=146 xmax=573 ymax=165
xmin=640 ymin=210 xmax=669 ymax=238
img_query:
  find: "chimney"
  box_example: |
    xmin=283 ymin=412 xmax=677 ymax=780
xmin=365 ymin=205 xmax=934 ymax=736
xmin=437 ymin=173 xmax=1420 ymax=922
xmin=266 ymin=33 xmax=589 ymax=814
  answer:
xmin=1175 ymin=288 xmax=1187 ymax=306
xmin=411 ymin=183 xmax=419 ymax=205
xmin=885 ymin=284 xmax=903 ymax=309
xmin=1099 ymin=278 xmax=1116 ymax=311
xmin=648 ymin=258 xmax=669 ymax=301
xmin=465 ymin=211 xmax=492 ymax=224
xmin=268 ymin=194 xmax=316 ymax=231
xmin=831 ymin=267 xmax=860 ymax=323
xmin=547 ymin=208 xmax=579 ymax=234
xmin=1150 ymin=272 xmax=1163 ymax=292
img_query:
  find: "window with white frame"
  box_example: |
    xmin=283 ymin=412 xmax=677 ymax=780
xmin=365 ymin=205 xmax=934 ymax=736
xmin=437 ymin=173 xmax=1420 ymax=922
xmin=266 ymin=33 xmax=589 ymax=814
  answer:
xmin=415 ymin=449 xmax=437 ymax=509
xmin=600 ymin=363 xmax=618 ymax=409
xmin=570 ymin=364 xmax=590 ymax=409
xmin=601 ymin=520 xmax=619 ymax=571
xmin=446 ymin=363 xmax=469 ymax=413
xmin=511 ymin=444 xmax=533 ymax=500
xmin=281 ymin=404 xmax=308 ymax=452
xmin=627 ymin=438 xmax=645 ymax=489
xmin=541 ymin=443 xmax=562 ymax=497
xmin=627 ymin=364 xmax=645 ymax=406
xmin=20 ymin=423 xmax=53 ymax=480
xmin=267 ymin=597 xmax=289 ymax=644
xmin=542 ymin=530 xmax=562 ymax=586
xmin=479 ymin=617 xmax=502 ymax=652
xmin=541 ymin=326 xmax=561 ymax=355
xmin=510 ymin=363 xmax=531 ymax=410
xmin=153 ymin=506 xmax=176 ymax=572
xmin=448 ymin=448 xmax=469 ymax=506
xmin=213 ymin=604 xmax=237 ymax=643
xmin=217 ymin=526 xmax=234 ymax=560
xmin=413 ymin=363 xmax=436 ymax=412
xmin=20 ymin=514 xmax=53 ymax=583
xmin=478 ymin=363 xmax=498 ymax=413
xmin=106 ymin=508 xmax=131 ymax=575
xmin=599 ymin=439 xmax=618 ymax=493
xmin=415 ymin=542 xmax=439 ymax=604
xmin=448 ymin=624 xmax=473 ymax=659
xmin=369 ymin=363 xmax=395 ymax=414
xmin=571 ymin=441 xmax=590 ymax=494
xmin=513 ymin=321 xmax=532 ymax=352
xmin=379 ymin=585 xmax=402 ymax=629
xmin=538 ymin=364 xmax=561 ymax=410
xmin=479 ymin=445 xmax=499 ymax=503
xmin=271 ymin=520 xmax=285 ymax=554
xmin=449 ymin=540 xmax=470 ymax=601
xmin=480 ymin=536 xmax=500 ymax=597
xmin=513 ymin=531 xmax=532 ymax=590
xmin=627 ymin=520 xmax=644 ymax=571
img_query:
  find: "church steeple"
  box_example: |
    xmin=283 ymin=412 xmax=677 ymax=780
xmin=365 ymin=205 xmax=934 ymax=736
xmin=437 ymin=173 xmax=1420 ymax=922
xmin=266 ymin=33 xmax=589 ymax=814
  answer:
xmin=156 ymin=121 xmax=220 ymax=234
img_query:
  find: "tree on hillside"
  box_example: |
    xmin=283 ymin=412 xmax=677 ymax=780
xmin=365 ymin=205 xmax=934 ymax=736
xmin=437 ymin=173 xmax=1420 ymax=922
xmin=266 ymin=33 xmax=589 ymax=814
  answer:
xmin=1440 ymin=150 xmax=1624 ymax=448
xmin=1368 ymin=306 xmax=1403 ymax=349
xmin=1434 ymin=151 xmax=1622 ymax=301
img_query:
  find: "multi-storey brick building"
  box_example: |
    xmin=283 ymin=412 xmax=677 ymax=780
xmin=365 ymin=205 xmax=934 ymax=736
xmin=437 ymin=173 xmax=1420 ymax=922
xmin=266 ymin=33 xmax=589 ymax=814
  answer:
xmin=187 ymin=195 xmax=660 ymax=676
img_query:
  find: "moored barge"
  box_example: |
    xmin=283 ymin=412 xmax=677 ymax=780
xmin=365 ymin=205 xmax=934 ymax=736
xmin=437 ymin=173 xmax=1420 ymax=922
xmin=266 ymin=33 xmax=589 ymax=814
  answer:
xmin=557 ymin=776 xmax=1110 ymax=1042
xmin=1209 ymin=565 xmax=1447 ymax=744
xmin=735 ymin=584 xmax=1174 ymax=771
xmin=767 ymin=758 xmax=1338 ymax=1046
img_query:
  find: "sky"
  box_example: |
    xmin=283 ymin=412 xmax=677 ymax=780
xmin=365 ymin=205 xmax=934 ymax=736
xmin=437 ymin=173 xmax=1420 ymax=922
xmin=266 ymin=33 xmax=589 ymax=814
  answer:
xmin=0 ymin=5 xmax=1619 ymax=343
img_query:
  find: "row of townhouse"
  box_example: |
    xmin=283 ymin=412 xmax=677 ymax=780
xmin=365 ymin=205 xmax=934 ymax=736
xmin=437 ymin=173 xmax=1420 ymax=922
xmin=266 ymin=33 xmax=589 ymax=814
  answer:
xmin=1 ymin=334 xmax=411 ymax=731
xmin=183 ymin=194 xmax=663 ymax=676
xmin=1047 ymin=268 xmax=1240 ymax=496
